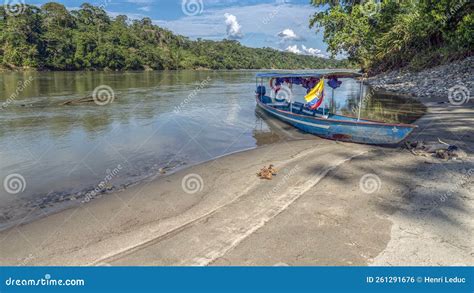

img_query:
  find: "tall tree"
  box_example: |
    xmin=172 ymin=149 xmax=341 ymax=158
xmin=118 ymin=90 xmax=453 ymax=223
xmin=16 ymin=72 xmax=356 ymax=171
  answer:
xmin=41 ymin=2 xmax=75 ymax=69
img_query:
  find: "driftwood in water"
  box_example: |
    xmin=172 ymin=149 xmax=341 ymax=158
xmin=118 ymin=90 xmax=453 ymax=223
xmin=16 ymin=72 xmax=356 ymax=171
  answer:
xmin=61 ymin=96 xmax=96 ymax=105
xmin=61 ymin=95 xmax=117 ymax=105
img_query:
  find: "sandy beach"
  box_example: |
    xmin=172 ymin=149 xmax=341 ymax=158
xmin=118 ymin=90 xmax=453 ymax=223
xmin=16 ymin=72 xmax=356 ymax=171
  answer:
xmin=0 ymin=84 xmax=472 ymax=266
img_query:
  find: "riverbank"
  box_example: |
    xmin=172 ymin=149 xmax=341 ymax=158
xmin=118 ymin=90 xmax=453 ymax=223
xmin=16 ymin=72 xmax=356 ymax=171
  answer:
xmin=368 ymin=56 xmax=473 ymax=101
xmin=0 ymin=63 xmax=472 ymax=266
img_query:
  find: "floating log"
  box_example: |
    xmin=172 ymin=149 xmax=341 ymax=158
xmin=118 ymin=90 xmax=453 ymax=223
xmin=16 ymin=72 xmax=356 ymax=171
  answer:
xmin=61 ymin=96 xmax=96 ymax=105
xmin=61 ymin=95 xmax=117 ymax=105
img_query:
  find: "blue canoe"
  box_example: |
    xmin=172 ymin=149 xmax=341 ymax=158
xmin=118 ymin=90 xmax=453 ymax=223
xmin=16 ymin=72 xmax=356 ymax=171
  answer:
xmin=256 ymin=97 xmax=417 ymax=145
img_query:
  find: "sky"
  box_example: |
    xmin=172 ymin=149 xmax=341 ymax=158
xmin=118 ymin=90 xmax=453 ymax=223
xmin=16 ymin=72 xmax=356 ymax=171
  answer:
xmin=27 ymin=0 xmax=330 ymax=58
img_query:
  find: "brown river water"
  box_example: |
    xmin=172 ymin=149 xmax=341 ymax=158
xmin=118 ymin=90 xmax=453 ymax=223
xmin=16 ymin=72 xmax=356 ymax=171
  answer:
xmin=0 ymin=70 xmax=426 ymax=230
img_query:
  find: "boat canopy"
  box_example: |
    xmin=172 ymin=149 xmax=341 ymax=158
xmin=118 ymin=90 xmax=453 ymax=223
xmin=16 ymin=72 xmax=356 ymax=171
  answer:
xmin=255 ymin=72 xmax=362 ymax=79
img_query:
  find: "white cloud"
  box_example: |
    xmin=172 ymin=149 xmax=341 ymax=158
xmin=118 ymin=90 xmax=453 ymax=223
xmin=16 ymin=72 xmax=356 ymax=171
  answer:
xmin=152 ymin=3 xmax=328 ymax=54
xmin=302 ymin=45 xmax=325 ymax=58
xmin=154 ymin=4 xmax=316 ymax=40
xmin=286 ymin=45 xmax=302 ymax=54
xmin=286 ymin=45 xmax=326 ymax=58
xmin=138 ymin=6 xmax=151 ymax=12
xmin=277 ymin=28 xmax=305 ymax=41
xmin=224 ymin=13 xmax=243 ymax=39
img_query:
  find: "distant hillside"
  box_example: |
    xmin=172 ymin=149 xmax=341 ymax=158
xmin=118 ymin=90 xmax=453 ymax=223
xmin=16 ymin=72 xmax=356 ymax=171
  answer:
xmin=0 ymin=3 xmax=348 ymax=71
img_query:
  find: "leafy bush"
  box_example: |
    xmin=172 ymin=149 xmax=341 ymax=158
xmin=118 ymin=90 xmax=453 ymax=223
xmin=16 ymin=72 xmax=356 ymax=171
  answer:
xmin=310 ymin=0 xmax=473 ymax=73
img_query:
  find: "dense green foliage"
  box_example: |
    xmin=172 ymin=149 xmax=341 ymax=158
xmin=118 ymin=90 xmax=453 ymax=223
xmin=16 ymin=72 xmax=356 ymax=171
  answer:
xmin=310 ymin=0 xmax=473 ymax=73
xmin=0 ymin=2 xmax=346 ymax=71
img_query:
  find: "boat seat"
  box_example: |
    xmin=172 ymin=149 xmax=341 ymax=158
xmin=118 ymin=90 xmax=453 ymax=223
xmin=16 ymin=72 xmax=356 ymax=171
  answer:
xmin=261 ymin=95 xmax=272 ymax=104
xmin=256 ymin=85 xmax=266 ymax=96
xmin=292 ymin=102 xmax=304 ymax=113
xmin=314 ymin=113 xmax=329 ymax=119
xmin=301 ymin=109 xmax=316 ymax=116
xmin=267 ymin=102 xmax=289 ymax=108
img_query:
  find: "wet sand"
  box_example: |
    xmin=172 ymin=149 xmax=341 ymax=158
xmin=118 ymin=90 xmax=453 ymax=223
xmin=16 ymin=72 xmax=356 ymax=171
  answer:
xmin=0 ymin=94 xmax=472 ymax=266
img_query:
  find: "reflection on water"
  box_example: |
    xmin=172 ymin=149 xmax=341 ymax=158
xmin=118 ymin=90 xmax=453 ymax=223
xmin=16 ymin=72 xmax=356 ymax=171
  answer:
xmin=0 ymin=70 xmax=424 ymax=229
xmin=339 ymin=88 xmax=426 ymax=124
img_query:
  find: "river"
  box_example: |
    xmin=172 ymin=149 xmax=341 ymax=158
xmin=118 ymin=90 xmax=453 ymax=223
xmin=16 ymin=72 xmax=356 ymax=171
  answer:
xmin=0 ymin=70 xmax=425 ymax=230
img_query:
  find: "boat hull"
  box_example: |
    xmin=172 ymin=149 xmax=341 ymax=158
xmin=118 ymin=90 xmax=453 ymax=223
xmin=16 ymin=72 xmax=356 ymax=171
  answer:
xmin=256 ymin=98 xmax=416 ymax=145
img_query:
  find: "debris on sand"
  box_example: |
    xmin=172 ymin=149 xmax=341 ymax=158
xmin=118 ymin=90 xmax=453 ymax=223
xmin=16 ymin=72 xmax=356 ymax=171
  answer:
xmin=404 ymin=139 xmax=467 ymax=160
xmin=257 ymin=164 xmax=278 ymax=180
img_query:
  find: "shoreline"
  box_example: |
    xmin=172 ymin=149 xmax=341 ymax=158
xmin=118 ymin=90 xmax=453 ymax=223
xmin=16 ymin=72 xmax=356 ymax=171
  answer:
xmin=0 ymin=67 xmax=354 ymax=73
xmin=0 ymin=62 xmax=472 ymax=266
xmin=0 ymin=144 xmax=265 ymax=234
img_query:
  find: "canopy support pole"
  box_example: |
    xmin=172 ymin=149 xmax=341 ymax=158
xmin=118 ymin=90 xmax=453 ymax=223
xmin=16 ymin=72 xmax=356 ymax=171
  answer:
xmin=331 ymin=86 xmax=335 ymax=115
xmin=289 ymin=84 xmax=293 ymax=113
xmin=357 ymin=78 xmax=363 ymax=121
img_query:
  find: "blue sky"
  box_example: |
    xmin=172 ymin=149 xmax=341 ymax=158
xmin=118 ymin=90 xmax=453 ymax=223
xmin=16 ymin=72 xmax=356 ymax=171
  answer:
xmin=28 ymin=0 xmax=329 ymax=58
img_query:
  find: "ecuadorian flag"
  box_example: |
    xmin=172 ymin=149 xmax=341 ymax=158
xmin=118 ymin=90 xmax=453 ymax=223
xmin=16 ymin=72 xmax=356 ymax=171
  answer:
xmin=305 ymin=79 xmax=325 ymax=110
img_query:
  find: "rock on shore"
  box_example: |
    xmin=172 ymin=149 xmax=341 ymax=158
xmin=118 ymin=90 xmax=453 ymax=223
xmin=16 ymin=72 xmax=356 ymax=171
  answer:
xmin=368 ymin=57 xmax=473 ymax=101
